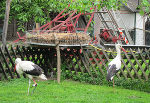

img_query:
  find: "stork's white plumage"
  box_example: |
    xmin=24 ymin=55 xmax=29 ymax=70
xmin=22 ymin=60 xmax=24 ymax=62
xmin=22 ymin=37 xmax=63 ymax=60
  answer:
xmin=106 ymin=44 xmax=126 ymax=82
xmin=14 ymin=58 xmax=47 ymax=95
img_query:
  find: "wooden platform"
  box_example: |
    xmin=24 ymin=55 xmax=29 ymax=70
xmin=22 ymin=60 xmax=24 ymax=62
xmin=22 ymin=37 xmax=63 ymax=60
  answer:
xmin=26 ymin=32 xmax=91 ymax=46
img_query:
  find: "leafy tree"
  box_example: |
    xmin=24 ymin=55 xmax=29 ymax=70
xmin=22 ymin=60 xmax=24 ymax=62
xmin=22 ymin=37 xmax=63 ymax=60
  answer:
xmin=0 ymin=0 xmax=150 ymax=32
xmin=138 ymin=0 xmax=150 ymax=16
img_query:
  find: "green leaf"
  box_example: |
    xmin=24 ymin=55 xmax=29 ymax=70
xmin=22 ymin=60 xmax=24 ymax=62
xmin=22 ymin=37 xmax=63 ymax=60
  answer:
xmin=139 ymin=10 xmax=145 ymax=16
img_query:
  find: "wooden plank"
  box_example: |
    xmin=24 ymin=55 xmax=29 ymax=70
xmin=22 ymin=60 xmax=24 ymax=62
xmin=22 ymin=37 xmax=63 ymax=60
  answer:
xmin=11 ymin=45 xmax=17 ymax=58
xmin=72 ymin=51 xmax=84 ymax=74
xmin=145 ymin=48 xmax=150 ymax=60
xmin=62 ymin=54 xmax=74 ymax=74
xmin=67 ymin=50 xmax=78 ymax=75
xmin=89 ymin=50 xmax=105 ymax=76
xmin=83 ymin=50 xmax=99 ymax=77
xmin=121 ymin=53 xmax=130 ymax=76
xmin=114 ymin=49 xmax=134 ymax=80
xmin=94 ymin=48 xmax=108 ymax=72
xmin=5 ymin=45 xmax=20 ymax=78
xmin=0 ymin=59 xmax=8 ymax=80
xmin=138 ymin=48 xmax=150 ymax=78
xmin=101 ymin=49 xmax=110 ymax=62
xmin=123 ymin=49 xmax=142 ymax=81
xmin=0 ymin=45 xmax=14 ymax=79
xmin=56 ymin=44 xmax=61 ymax=83
xmin=79 ymin=53 xmax=95 ymax=80
xmin=130 ymin=48 xmax=148 ymax=81
xmin=16 ymin=45 xmax=24 ymax=60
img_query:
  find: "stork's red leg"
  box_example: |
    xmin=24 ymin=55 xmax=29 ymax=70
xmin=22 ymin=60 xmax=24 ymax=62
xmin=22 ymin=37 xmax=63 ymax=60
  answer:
xmin=32 ymin=79 xmax=37 ymax=86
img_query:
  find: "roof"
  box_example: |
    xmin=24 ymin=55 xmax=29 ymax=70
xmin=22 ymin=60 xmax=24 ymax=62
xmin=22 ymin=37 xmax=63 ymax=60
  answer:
xmin=125 ymin=0 xmax=139 ymax=12
xmin=125 ymin=0 xmax=150 ymax=12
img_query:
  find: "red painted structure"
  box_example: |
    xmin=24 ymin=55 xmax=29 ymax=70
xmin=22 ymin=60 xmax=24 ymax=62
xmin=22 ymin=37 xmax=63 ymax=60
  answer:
xmin=99 ymin=29 xmax=124 ymax=43
xmin=14 ymin=4 xmax=95 ymax=43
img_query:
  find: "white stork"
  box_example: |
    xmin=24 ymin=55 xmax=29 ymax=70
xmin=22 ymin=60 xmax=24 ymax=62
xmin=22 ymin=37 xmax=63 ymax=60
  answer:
xmin=106 ymin=44 xmax=126 ymax=87
xmin=14 ymin=58 xmax=47 ymax=95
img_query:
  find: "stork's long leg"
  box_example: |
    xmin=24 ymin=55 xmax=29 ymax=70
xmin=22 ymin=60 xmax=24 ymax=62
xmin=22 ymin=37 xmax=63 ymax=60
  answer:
xmin=31 ymin=79 xmax=37 ymax=95
xmin=32 ymin=79 xmax=37 ymax=86
xmin=28 ymin=79 xmax=31 ymax=95
xmin=113 ymin=79 xmax=114 ymax=88
xmin=31 ymin=85 xmax=37 ymax=95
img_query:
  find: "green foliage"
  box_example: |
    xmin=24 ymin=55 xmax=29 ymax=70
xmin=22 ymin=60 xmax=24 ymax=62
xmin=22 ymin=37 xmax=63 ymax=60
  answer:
xmin=61 ymin=63 xmax=150 ymax=93
xmin=138 ymin=0 xmax=150 ymax=16
xmin=0 ymin=0 xmax=127 ymax=32
xmin=115 ymin=78 xmax=150 ymax=93
xmin=1 ymin=0 xmax=150 ymax=32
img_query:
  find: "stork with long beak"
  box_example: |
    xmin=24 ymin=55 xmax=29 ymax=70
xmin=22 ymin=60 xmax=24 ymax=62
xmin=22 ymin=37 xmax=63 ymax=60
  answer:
xmin=14 ymin=58 xmax=47 ymax=95
xmin=106 ymin=44 xmax=126 ymax=87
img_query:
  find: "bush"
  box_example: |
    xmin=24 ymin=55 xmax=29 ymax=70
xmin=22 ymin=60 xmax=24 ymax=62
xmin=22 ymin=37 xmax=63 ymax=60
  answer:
xmin=61 ymin=64 xmax=150 ymax=93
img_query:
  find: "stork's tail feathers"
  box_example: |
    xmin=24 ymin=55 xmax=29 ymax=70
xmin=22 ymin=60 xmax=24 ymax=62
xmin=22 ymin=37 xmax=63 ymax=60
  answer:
xmin=39 ymin=74 xmax=47 ymax=80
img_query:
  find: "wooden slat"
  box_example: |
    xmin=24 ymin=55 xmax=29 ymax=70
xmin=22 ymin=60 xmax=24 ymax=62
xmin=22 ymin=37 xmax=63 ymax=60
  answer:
xmin=83 ymin=50 xmax=99 ymax=77
xmin=5 ymin=45 xmax=20 ymax=78
xmin=130 ymin=48 xmax=148 ymax=80
xmin=94 ymin=48 xmax=107 ymax=71
xmin=0 ymin=46 xmax=14 ymax=79
xmin=145 ymin=48 xmax=150 ymax=60
xmin=79 ymin=53 xmax=95 ymax=80
xmin=123 ymin=49 xmax=142 ymax=81
xmin=72 ymin=51 xmax=84 ymax=74
xmin=0 ymin=60 xmax=8 ymax=80
xmin=16 ymin=45 xmax=24 ymax=60
xmin=138 ymin=48 xmax=150 ymax=78
xmin=119 ymin=52 xmax=134 ymax=80
xmin=90 ymin=50 xmax=105 ymax=76
xmin=11 ymin=45 xmax=17 ymax=58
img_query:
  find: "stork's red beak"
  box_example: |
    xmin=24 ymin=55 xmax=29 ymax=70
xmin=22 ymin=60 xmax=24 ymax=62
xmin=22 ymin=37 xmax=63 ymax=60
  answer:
xmin=14 ymin=64 xmax=16 ymax=72
xmin=121 ymin=47 xmax=126 ymax=53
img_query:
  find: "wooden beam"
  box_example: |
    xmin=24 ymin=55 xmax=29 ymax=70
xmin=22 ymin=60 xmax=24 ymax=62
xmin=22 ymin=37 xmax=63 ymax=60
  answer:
xmin=56 ymin=44 xmax=61 ymax=83
xmin=2 ymin=0 xmax=12 ymax=48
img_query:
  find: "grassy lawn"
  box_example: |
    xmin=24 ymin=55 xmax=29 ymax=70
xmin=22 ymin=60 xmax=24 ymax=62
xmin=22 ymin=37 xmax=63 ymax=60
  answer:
xmin=0 ymin=78 xmax=150 ymax=103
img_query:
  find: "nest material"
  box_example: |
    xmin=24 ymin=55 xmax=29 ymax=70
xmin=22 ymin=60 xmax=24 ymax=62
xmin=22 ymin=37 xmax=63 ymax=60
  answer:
xmin=26 ymin=32 xmax=91 ymax=45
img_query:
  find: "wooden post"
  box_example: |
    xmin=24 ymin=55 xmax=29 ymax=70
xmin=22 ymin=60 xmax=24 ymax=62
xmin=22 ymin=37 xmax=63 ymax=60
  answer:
xmin=54 ymin=34 xmax=61 ymax=83
xmin=36 ymin=23 xmax=40 ymax=34
xmin=2 ymin=0 xmax=12 ymax=48
xmin=56 ymin=44 xmax=61 ymax=83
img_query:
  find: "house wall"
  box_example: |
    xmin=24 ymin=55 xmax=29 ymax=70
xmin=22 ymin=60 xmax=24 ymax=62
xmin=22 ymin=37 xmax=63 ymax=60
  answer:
xmin=135 ymin=13 xmax=145 ymax=45
xmin=117 ymin=11 xmax=135 ymax=30
xmin=94 ymin=6 xmax=146 ymax=45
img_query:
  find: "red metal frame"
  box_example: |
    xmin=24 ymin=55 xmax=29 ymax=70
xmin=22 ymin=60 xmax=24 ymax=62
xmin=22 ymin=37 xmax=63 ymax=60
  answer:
xmin=36 ymin=4 xmax=95 ymax=33
xmin=14 ymin=4 xmax=95 ymax=43
xmin=13 ymin=32 xmax=25 ymax=43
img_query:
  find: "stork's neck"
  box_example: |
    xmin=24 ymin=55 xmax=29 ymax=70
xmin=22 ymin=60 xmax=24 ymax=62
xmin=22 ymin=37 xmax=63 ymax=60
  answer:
xmin=116 ymin=47 xmax=121 ymax=60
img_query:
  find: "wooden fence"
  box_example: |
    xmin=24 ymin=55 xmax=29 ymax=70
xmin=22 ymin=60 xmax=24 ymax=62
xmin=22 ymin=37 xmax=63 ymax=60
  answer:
xmin=0 ymin=44 xmax=150 ymax=81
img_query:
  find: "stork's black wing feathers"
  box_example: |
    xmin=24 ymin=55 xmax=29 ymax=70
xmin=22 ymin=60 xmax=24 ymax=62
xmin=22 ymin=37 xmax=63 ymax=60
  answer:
xmin=107 ymin=64 xmax=119 ymax=81
xmin=108 ymin=64 xmax=119 ymax=74
xmin=24 ymin=64 xmax=43 ymax=76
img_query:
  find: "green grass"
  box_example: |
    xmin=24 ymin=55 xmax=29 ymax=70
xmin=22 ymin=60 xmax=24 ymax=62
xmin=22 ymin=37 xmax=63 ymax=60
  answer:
xmin=0 ymin=78 xmax=150 ymax=103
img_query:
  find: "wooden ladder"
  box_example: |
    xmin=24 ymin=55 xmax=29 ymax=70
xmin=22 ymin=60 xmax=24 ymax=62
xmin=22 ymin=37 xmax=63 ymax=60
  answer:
xmin=96 ymin=7 xmax=133 ymax=45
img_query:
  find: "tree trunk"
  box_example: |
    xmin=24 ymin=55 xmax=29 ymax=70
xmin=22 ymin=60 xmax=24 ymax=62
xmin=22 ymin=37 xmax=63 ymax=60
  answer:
xmin=2 ymin=0 xmax=12 ymax=48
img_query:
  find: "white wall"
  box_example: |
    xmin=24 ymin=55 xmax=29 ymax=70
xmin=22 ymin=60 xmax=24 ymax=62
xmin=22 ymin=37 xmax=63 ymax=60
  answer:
xmin=118 ymin=13 xmax=135 ymax=30
xmin=135 ymin=13 xmax=145 ymax=45
xmin=94 ymin=8 xmax=145 ymax=45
